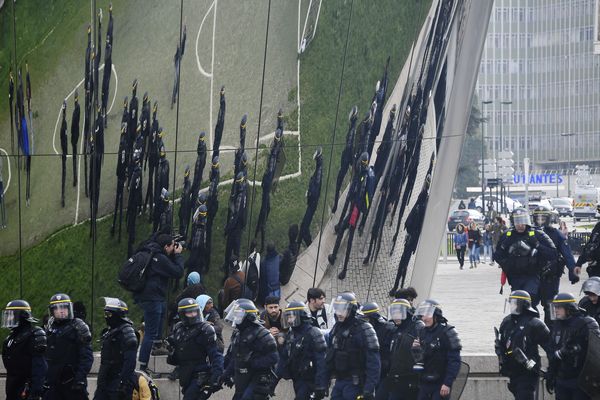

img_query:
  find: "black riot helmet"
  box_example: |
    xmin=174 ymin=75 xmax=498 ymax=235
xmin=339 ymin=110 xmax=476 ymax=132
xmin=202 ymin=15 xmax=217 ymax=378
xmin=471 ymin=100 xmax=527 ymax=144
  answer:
xmin=507 ymin=290 xmax=536 ymax=315
xmin=388 ymin=298 xmax=411 ymax=324
xmin=49 ymin=293 xmax=74 ymax=321
xmin=131 ymin=79 xmax=138 ymax=96
xmin=220 ymin=85 xmax=225 ymax=101
xmin=212 ymin=155 xmax=220 ymax=170
xmin=196 ymin=204 xmax=208 ymax=222
xmin=274 ymin=128 xmax=283 ymax=143
xmin=159 ymin=144 xmax=166 ymax=159
xmin=160 ymin=188 xmax=170 ymax=202
xmin=2 ymin=300 xmax=36 ymax=328
xmin=332 ymin=292 xmax=359 ymax=321
xmin=198 ymin=131 xmax=206 ymax=143
xmin=103 ymin=297 xmax=129 ymax=327
xmin=240 ymin=114 xmax=248 ymax=130
xmin=550 ymin=292 xmax=579 ymax=320
xmin=235 ymin=172 xmax=246 ymax=190
xmin=197 ymin=191 xmax=207 ymax=207
xmin=389 ymin=104 xmax=397 ymax=119
xmin=241 ymin=152 xmax=248 ymax=167
xmin=132 ymin=148 xmax=142 ymax=164
xmin=153 ymin=101 xmax=158 ymax=115
xmin=415 ymin=299 xmax=445 ymax=322
xmin=582 ymin=276 xmax=600 ymax=296
xmin=359 ymin=152 xmax=369 ymax=170
xmin=184 ymin=165 xmax=190 ymax=179
xmin=533 ymin=204 xmax=553 ymax=228
xmin=360 ymin=301 xmax=382 ymax=321
xmin=123 ymin=96 xmax=128 ymax=109
xmin=511 ymin=207 xmax=531 ymax=227
xmin=349 ymin=105 xmax=358 ymax=122
xmin=227 ymin=300 xmax=260 ymax=329
xmin=313 ymin=147 xmax=323 ymax=163
xmin=282 ymin=301 xmax=311 ymax=329
xmin=178 ymin=298 xmax=203 ymax=326
xmin=143 ymin=91 xmax=149 ymax=103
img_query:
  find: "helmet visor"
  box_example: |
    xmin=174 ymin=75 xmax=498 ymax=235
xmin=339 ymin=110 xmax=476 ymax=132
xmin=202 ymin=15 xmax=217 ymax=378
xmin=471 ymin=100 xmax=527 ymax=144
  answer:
xmin=103 ymin=297 xmax=127 ymax=311
xmin=533 ymin=214 xmax=548 ymax=227
xmin=388 ymin=303 xmax=409 ymax=321
xmin=415 ymin=302 xmax=436 ymax=318
xmin=549 ymin=303 xmax=567 ymax=321
xmin=49 ymin=301 xmax=73 ymax=320
xmin=231 ymin=308 xmax=248 ymax=326
xmin=282 ymin=308 xmax=303 ymax=329
xmin=2 ymin=310 xmax=19 ymax=328
xmin=582 ymin=279 xmax=600 ymax=296
xmin=513 ymin=213 xmax=531 ymax=226
xmin=332 ymin=299 xmax=352 ymax=319
xmin=507 ymin=298 xmax=522 ymax=315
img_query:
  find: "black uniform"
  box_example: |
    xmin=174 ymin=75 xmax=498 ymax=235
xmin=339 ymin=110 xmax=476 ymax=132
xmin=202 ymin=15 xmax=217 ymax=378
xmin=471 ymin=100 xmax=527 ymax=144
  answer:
xmin=93 ymin=321 xmax=137 ymax=400
xmin=206 ymin=164 xmax=220 ymax=270
xmin=44 ymin=318 xmax=93 ymax=400
xmin=579 ymin=297 xmax=600 ymax=325
xmin=167 ymin=320 xmax=224 ymax=399
xmin=298 ymin=151 xmax=323 ymax=248
xmin=494 ymin=227 xmax=558 ymax=307
xmin=9 ymin=71 xmax=15 ymax=153
xmin=139 ymin=96 xmax=150 ymax=168
xmin=111 ymin=130 xmax=128 ymax=241
xmin=212 ymin=87 xmax=226 ymax=158
xmin=234 ymin=116 xmax=248 ymax=177
xmin=2 ymin=321 xmax=47 ymax=399
xmin=101 ymin=42 xmax=112 ymax=126
xmin=83 ymin=29 xmax=93 ymax=198
xmin=331 ymin=107 xmax=358 ymax=214
xmin=186 ymin=206 xmax=209 ymax=275
xmin=191 ymin=135 xmax=207 ymax=206
xmin=89 ymin=110 xmax=104 ymax=238
xmin=71 ymin=97 xmax=80 ymax=186
xmin=496 ymin=310 xmax=550 ymax=399
xmin=143 ymin=108 xmax=159 ymax=213
xmin=60 ymin=106 xmax=68 ymax=208
xmin=128 ymin=85 xmax=138 ymax=165
xmin=575 ymin=221 xmax=600 ymax=277
xmin=153 ymin=155 xmax=170 ymax=233
xmin=159 ymin=196 xmax=173 ymax=235
xmin=127 ymin=157 xmax=143 ymax=257
xmin=222 ymin=319 xmax=278 ymax=399
xmin=179 ymin=173 xmax=193 ymax=238
xmin=224 ymin=175 xmax=247 ymax=272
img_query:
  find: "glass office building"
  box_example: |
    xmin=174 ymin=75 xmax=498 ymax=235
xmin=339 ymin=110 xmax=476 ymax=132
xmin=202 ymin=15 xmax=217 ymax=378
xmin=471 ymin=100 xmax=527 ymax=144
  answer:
xmin=476 ymin=0 xmax=600 ymax=171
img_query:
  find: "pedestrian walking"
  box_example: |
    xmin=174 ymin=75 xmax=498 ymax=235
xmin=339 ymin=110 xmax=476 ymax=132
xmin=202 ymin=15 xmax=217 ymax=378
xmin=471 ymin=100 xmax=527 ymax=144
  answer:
xmin=467 ymin=222 xmax=482 ymax=268
xmin=453 ymin=223 xmax=467 ymax=270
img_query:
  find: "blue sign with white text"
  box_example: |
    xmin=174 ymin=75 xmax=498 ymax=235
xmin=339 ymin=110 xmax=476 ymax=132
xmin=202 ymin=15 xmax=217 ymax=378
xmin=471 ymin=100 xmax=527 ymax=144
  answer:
xmin=512 ymin=173 xmax=563 ymax=185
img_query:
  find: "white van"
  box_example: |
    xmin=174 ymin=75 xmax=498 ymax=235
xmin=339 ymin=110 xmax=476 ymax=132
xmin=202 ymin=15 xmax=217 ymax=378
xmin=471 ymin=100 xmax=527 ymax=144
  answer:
xmin=573 ymin=186 xmax=600 ymax=221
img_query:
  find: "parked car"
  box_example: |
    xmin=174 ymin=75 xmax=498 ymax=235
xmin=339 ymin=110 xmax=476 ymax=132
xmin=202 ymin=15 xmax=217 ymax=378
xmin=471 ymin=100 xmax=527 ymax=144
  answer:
xmin=550 ymin=197 xmax=574 ymax=217
xmin=447 ymin=209 xmax=485 ymax=231
xmin=474 ymin=195 xmax=522 ymax=213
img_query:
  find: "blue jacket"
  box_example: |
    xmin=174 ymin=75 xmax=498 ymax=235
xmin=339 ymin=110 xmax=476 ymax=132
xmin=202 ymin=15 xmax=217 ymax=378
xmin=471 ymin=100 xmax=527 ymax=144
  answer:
xmin=453 ymin=231 xmax=467 ymax=247
xmin=260 ymin=249 xmax=280 ymax=297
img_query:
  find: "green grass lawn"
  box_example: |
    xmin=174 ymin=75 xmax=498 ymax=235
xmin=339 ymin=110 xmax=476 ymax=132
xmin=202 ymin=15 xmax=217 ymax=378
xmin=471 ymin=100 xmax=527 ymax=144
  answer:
xmin=0 ymin=0 xmax=431 ymax=344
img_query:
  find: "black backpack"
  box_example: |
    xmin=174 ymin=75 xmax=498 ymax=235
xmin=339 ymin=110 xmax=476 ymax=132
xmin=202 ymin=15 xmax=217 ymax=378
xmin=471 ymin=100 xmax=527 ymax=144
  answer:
xmin=118 ymin=250 xmax=155 ymax=293
xmin=245 ymin=254 xmax=260 ymax=300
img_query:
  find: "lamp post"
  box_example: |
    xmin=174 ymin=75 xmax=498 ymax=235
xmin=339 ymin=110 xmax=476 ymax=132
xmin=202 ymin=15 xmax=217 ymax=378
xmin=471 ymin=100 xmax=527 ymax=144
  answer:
xmin=481 ymin=100 xmax=492 ymax=216
xmin=561 ymin=132 xmax=575 ymax=197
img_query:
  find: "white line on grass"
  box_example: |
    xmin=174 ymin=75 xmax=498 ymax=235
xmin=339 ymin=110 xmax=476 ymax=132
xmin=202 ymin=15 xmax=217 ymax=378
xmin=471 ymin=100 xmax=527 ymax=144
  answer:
xmin=0 ymin=148 xmax=12 ymax=195
xmin=196 ymin=0 xmax=216 ymax=79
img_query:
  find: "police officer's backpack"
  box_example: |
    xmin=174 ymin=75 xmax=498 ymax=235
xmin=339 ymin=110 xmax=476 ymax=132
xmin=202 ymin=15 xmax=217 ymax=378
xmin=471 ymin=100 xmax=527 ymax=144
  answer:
xmin=135 ymin=370 xmax=160 ymax=399
xmin=245 ymin=253 xmax=260 ymax=301
xmin=118 ymin=250 xmax=156 ymax=293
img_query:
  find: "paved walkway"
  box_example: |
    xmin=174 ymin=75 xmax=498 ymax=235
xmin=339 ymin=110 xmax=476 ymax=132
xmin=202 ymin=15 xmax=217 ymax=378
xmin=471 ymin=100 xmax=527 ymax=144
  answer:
xmin=431 ymin=258 xmax=584 ymax=353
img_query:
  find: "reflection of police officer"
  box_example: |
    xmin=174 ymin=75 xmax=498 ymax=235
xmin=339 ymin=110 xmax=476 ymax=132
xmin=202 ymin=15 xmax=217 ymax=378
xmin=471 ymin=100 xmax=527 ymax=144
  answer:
xmin=224 ymin=172 xmax=247 ymax=274
xmin=575 ymin=208 xmax=600 ymax=278
xmin=139 ymin=92 xmax=150 ymax=163
xmin=110 ymin=123 xmax=128 ymax=242
xmin=494 ymin=208 xmax=558 ymax=307
xmin=167 ymin=298 xmax=224 ymax=400
xmin=44 ymin=294 xmax=93 ymax=400
xmin=234 ymin=115 xmax=248 ymax=176
xmin=127 ymin=149 xmax=143 ymax=257
xmin=332 ymin=106 xmax=358 ymax=214
xmin=206 ymin=157 xmax=220 ymax=271
xmin=212 ymin=86 xmax=226 ymax=159
xmin=186 ymin=204 xmax=209 ymax=276
xmin=158 ymin=188 xmax=173 ymax=235
xmin=275 ymin=301 xmax=328 ymax=400
xmin=128 ymin=80 xmax=139 ymax=161
xmin=221 ymin=300 xmax=278 ymax=400
xmin=191 ymin=132 xmax=207 ymax=206
xmin=533 ymin=205 xmax=580 ymax=324
xmin=144 ymin=102 xmax=159 ymax=214
xmin=579 ymin=277 xmax=600 ymax=325
xmin=329 ymin=152 xmax=375 ymax=280
xmin=93 ymin=298 xmax=138 ymax=400
xmin=153 ymin=145 xmax=170 ymax=233
xmin=60 ymin=100 xmax=68 ymax=208
xmin=495 ymin=290 xmax=550 ymax=400
xmin=546 ymin=293 xmax=600 ymax=398
xmin=2 ymin=300 xmax=47 ymax=400
xmin=412 ymin=300 xmax=461 ymax=400
xmin=179 ymin=166 xmax=193 ymax=239
xmin=326 ymin=292 xmax=380 ymax=400
xmin=378 ymin=299 xmax=422 ymax=400
xmin=71 ymin=92 xmax=80 ymax=187
xmin=298 ymin=147 xmax=323 ymax=248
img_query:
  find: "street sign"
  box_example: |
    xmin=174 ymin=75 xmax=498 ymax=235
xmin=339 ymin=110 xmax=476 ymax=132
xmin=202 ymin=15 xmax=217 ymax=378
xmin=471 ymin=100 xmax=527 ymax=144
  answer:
xmin=497 ymin=159 xmax=514 ymax=167
xmin=483 ymin=171 xmax=497 ymax=179
xmin=478 ymin=158 xmax=497 ymax=165
xmin=498 ymin=150 xmax=514 ymax=158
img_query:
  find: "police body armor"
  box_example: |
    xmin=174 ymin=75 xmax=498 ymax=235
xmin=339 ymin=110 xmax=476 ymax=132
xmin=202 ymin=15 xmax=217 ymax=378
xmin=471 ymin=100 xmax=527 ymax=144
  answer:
xmin=46 ymin=318 xmax=91 ymax=384
xmin=2 ymin=325 xmax=46 ymax=375
xmin=98 ymin=322 xmax=137 ymax=382
xmin=307 ymin=160 xmax=323 ymax=208
xmin=420 ymin=324 xmax=461 ymax=384
xmin=232 ymin=324 xmax=275 ymax=391
xmin=550 ymin=314 xmax=598 ymax=380
xmin=384 ymin=321 xmax=420 ymax=393
xmin=326 ymin=319 xmax=377 ymax=384
xmin=501 ymin=230 xmax=541 ymax=276
xmin=169 ymin=321 xmax=216 ymax=389
xmin=540 ymin=227 xmax=566 ymax=280
xmin=284 ymin=326 xmax=326 ymax=381
xmin=579 ymin=297 xmax=600 ymax=325
xmin=116 ymin=136 xmax=127 ymax=181
xmin=156 ymin=159 xmax=170 ymax=193
xmin=497 ymin=314 xmax=547 ymax=377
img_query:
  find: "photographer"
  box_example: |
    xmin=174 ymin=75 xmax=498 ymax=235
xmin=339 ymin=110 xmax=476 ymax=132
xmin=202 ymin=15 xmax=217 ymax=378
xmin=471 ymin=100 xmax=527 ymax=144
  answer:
xmin=134 ymin=233 xmax=184 ymax=376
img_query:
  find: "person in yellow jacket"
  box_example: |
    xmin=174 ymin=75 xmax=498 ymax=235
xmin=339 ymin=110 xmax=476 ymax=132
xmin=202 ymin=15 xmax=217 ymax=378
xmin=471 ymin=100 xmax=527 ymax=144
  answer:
xmin=132 ymin=370 xmax=158 ymax=400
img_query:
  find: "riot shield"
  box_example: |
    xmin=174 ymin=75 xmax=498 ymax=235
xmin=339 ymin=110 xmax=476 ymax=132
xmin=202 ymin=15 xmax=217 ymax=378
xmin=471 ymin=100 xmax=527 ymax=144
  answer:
xmin=578 ymin=331 xmax=600 ymax=397
xmin=449 ymin=361 xmax=470 ymax=400
xmin=271 ymin=145 xmax=286 ymax=193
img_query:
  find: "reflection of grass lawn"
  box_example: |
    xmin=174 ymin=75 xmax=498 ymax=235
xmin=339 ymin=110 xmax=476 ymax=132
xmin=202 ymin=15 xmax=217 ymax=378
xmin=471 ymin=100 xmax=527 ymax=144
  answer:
xmin=0 ymin=0 xmax=431 ymax=345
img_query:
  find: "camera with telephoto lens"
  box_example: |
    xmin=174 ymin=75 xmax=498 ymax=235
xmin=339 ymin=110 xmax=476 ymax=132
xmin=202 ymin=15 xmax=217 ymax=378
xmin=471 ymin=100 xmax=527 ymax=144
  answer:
xmin=172 ymin=234 xmax=186 ymax=249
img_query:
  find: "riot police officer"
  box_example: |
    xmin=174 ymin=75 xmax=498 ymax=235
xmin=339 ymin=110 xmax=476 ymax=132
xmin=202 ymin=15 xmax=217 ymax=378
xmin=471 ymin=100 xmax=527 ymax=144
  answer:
xmin=326 ymin=292 xmax=381 ymax=400
xmin=275 ymin=301 xmax=328 ymax=400
xmin=298 ymin=147 xmax=323 ymax=248
xmin=494 ymin=208 xmax=558 ymax=307
xmin=128 ymin=79 xmax=139 ymax=158
xmin=212 ymin=86 xmax=226 ymax=158
xmin=224 ymin=172 xmax=247 ymax=274
xmin=234 ymin=115 xmax=248 ymax=176
xmin=192 ymin=131 xmax=207 ymax=206
xmin=44 ymin=293 xmax=93 ymax=400
xmin=139 ymin=92 xmax=150 ymax=162
xmin=93 ymin=298 xmax=138 ymax=400
xmin=377 ymin=298 xmax=422 ymax=400
xmin=332 ymin=106 xmax=358 ymax=213
xmin=221 ymin=300 xmax=279 ymax=400
xmin=60 ymin=100 xmax=68 ymax=208
xmin=167 ymin=298 xmax=224 ymax=399
xmin=495 ymin=290 xmax=550 ymax=400
xmin=110 ymin=123 xmax=128 ymax=241
xmin=579 ymin=276 xmax=600 ymax=325
xmin=360 ymin=302 xmax=388 ymax=344
xmin=71 ymin=91 xmax=80 ymax=187
xmin=153 ymin=144 xmax=170 ymax=232
xmin=575 ymin=206 xmax=600 ymax=277
xmin=329 ymin=152 xmax=375 ymax=280
xmin=144 ymin=102 xmax=160 ymax=214
xmin=179 ymin=166 xmax=193 ymax=238
xmin=412 ymin=299 xmax=462 ymax=400
xmin=186 ymin=204 xmax=209 ymax=276
xmin=533 ymin=205 xmax=580 ymax=324
xmin=546 ymin=292 xmax=600 ymax=399
xmin=158 ymin=188 xmax=173 ymax=235
xmin=127 ymin=148 xmax=143 ymax=257
xmin=2 ymin=300 xmax=47 ymax=400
